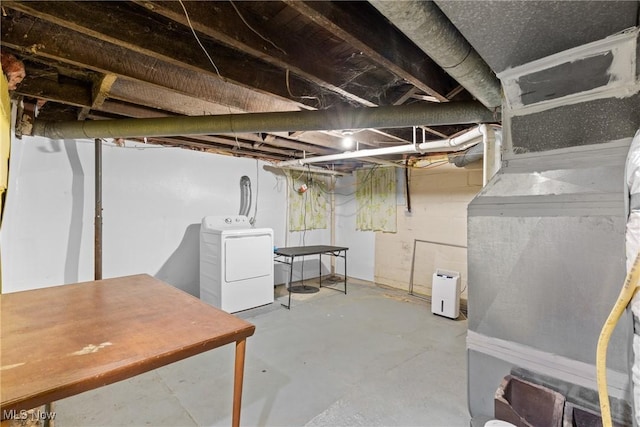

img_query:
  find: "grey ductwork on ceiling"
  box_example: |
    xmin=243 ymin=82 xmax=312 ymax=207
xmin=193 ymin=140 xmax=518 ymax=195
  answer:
xmin=31 ymin=101 xmax=498 ymax=140
xmin=449 ymin=141 xmax=483 ymax=167
xmin=368 ymin=0 xmax=502 ymax=110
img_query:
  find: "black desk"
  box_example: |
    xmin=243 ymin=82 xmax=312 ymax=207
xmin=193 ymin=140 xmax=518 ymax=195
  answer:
xmin=274 ymin=245 xmax=348 ymax=309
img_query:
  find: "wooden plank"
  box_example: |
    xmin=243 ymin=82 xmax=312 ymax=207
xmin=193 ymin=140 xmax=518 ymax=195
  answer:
xmin=134 ymin=0 xmax=378 ymax=106
xmin=393 ymin=87 xmax=419 ymax=106
xmin=108 ymin=78 xmax=244 ymax=117
xmin=1 ymin=13 xmax=325 ymax=115
xmin=14 ymin=73 xmax=92 ymax=107
xmin=1 ymin=5 xmax=417 ymax=152
xmin=147 ymin=137 xmax=293 ymax=161
xmin=227 ymin=133 xmax=337 ymax=155
xmin=95 ymin=99 xmax=178 ymax=119
xmin=173 ymin=135 xmax=298 ymax=157
xmin=78 ymin=73 xmax=117 ymax=120
xmin=283 ymin=1 xmax=454 ymax=102
xmin=1 ymin=5 xmax=420 ymax=157
xmin=1 ymin=4 xmax=340 ymax=110
xmin=0 ymin=274 xmax=255 ymax=417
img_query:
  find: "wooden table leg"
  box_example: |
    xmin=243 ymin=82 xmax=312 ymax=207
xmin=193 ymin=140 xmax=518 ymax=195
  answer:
xmin=232 ymin=338 xmax=247 ymax=427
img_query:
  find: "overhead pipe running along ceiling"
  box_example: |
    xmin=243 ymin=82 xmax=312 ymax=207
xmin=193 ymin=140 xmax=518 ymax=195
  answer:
xmin=31 ymin=101 xmax=498 ymax=140
xmin=369 ymin=0 xmax=502 ymax=110
xmin=277 ymin=125 xmax=488 ymax=167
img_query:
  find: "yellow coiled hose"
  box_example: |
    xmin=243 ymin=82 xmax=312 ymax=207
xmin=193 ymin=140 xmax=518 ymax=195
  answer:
xmin=597 ymin=252 xmax=640 ymax=427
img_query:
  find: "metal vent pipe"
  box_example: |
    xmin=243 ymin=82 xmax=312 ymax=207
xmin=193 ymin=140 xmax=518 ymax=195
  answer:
xmin=32 ymin=101 xmax=498 ymax=140
xmin=369 ymin=0 xmax=502 ymax=109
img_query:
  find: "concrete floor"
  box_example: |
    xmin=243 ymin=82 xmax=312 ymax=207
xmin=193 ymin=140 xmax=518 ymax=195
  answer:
xmin=55 ymin=278 xmax=469 ymax=426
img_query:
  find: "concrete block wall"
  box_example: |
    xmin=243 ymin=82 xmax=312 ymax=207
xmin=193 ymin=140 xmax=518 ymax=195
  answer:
xmin=374 ymin=162 xmax=483 ymax=300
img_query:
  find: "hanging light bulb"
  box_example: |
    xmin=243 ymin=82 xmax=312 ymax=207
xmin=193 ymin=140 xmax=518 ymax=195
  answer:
xmin=340 ymin=129 xmax=355 ymax=149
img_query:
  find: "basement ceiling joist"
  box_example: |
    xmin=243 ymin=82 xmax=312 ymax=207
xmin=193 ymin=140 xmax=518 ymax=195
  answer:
xmin=1 ymin=0 xmax=488 ymax=171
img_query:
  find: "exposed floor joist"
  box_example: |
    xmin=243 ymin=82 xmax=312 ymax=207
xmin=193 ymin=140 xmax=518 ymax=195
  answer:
xmin=1 ymin=1 xmax=490 ymax=170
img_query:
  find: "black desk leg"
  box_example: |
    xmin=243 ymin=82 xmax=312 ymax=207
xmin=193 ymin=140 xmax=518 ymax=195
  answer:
xmin=319 ymin=254 xmax=322 ymax=288
xmin=344 ymin=250 xmax=348 ymax=294
xmin=281 ymin=255 xmax=294 ymax=310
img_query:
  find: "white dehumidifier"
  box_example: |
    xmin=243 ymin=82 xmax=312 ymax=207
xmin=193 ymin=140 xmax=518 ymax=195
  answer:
xmin=431 ymin=269 xmax=461 ymax=319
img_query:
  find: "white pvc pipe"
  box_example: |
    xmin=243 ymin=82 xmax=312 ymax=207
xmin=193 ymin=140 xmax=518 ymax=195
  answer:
xmin=417 ymin=124 xmax=484 ymax=152
xmin=479 ymin=125 xmax=492 ymax=187
xmin=276 ymin=143 xmax=418 ymax=166
xmin=277 ymin=165 xmax=349 ymax=176
xmin=276 ymin=125 xmax=485 ymax=167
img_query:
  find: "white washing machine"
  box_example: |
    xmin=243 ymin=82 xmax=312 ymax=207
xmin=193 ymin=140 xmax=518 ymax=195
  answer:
xmin=200 ymin=215 xmax=274 ymax=313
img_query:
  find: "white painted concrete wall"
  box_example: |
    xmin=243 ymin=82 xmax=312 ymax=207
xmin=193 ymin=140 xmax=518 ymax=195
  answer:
xmin=335 ymin=174 xmax=375 ymax=282
xmin=1 ymin=134 xmax=475 ymax=298
xmin=0 ymin=135 xmax=293 ymax=295
xmin=375 ymin=162 xmax=483 ymax=300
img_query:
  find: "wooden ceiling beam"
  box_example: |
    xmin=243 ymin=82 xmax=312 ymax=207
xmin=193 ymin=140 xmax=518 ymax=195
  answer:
xmin=393 ymin=87 xmax=419 ymax=106
xmin=148 ymin=136 xmax=293 ymax=161
xmin=14 ymin=73 xmax=92 ymax=108
xmin=106 ymin=78 xmax=244 ymax=117
xmin=1 ymin=14 xmax=294 ymax=113
xmin=2 ymin=2 xmax=344 ymax=110
xmin=78 ymin=74 xmax=117 ymax=120
xmin=177 ymin=135 xmax=298 ymax=158
xmin=1 ymin=3 xmax=433 ymax=158
xmin=133 ymin=0 xmax=378 ymax=107
xmin=1 ymin=8 xmax=389 ymax=151
xmin=224 ymin=133 xmax=337 ymax=156
xmin=282 ymin=0 xmax=453 ymax=103
xmin=94 ymin=100 xmax=177 ymax=119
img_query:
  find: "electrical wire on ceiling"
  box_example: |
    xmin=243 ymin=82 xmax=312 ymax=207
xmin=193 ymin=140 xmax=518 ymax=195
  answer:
xmin=178 ymin=0 xmax=222 ymax=78
xmin=231 ymin=1 xmax=325 ymax=111
xmin=285 ymin=69 xmax=321 ymax=104
xmin=229 ymin=0 xmax=287 ymax=56
xmin=179 ymin=0 xmax=247 ymax=150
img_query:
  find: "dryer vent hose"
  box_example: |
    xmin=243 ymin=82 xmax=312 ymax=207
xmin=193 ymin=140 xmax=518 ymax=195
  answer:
xmin=597 ymin=252 xmax=640 ymax=427
xmin=239 ymin=176 xmax=252 ymax=217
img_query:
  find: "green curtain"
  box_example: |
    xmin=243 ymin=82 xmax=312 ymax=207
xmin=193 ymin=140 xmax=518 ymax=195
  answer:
xmin=356 ymin=167 xmax=397 ymax=232
xmin=288 ymin=172 xmax=329 ymax=231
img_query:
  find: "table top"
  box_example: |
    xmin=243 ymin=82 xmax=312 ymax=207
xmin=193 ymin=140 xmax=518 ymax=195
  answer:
xmin=0 ymin=274 xmax=255 ymax=414
xmin=274 ymin=245 xmax=348 ymax=257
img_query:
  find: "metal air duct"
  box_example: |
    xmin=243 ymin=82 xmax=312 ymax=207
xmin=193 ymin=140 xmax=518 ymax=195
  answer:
xmin=368 ymin=0 xmax=502 ymax=109
xmin=31 ymin=102 xmax=497 ymax=140
xmin=449 ymin=142 xmax=484 ymax=167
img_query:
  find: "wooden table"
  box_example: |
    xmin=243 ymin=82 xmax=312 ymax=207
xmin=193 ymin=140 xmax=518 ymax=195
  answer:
xmin=0 ymin=274 xmax=255 ymax=427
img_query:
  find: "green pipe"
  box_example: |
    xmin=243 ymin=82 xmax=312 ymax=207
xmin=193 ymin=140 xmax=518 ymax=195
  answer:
xmin=32 ymin=102 xmax=499 ymax=139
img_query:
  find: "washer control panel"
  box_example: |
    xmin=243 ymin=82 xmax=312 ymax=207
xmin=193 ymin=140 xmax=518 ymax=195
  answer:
xmin=203 ymin=215 xmax=251 ymax=230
